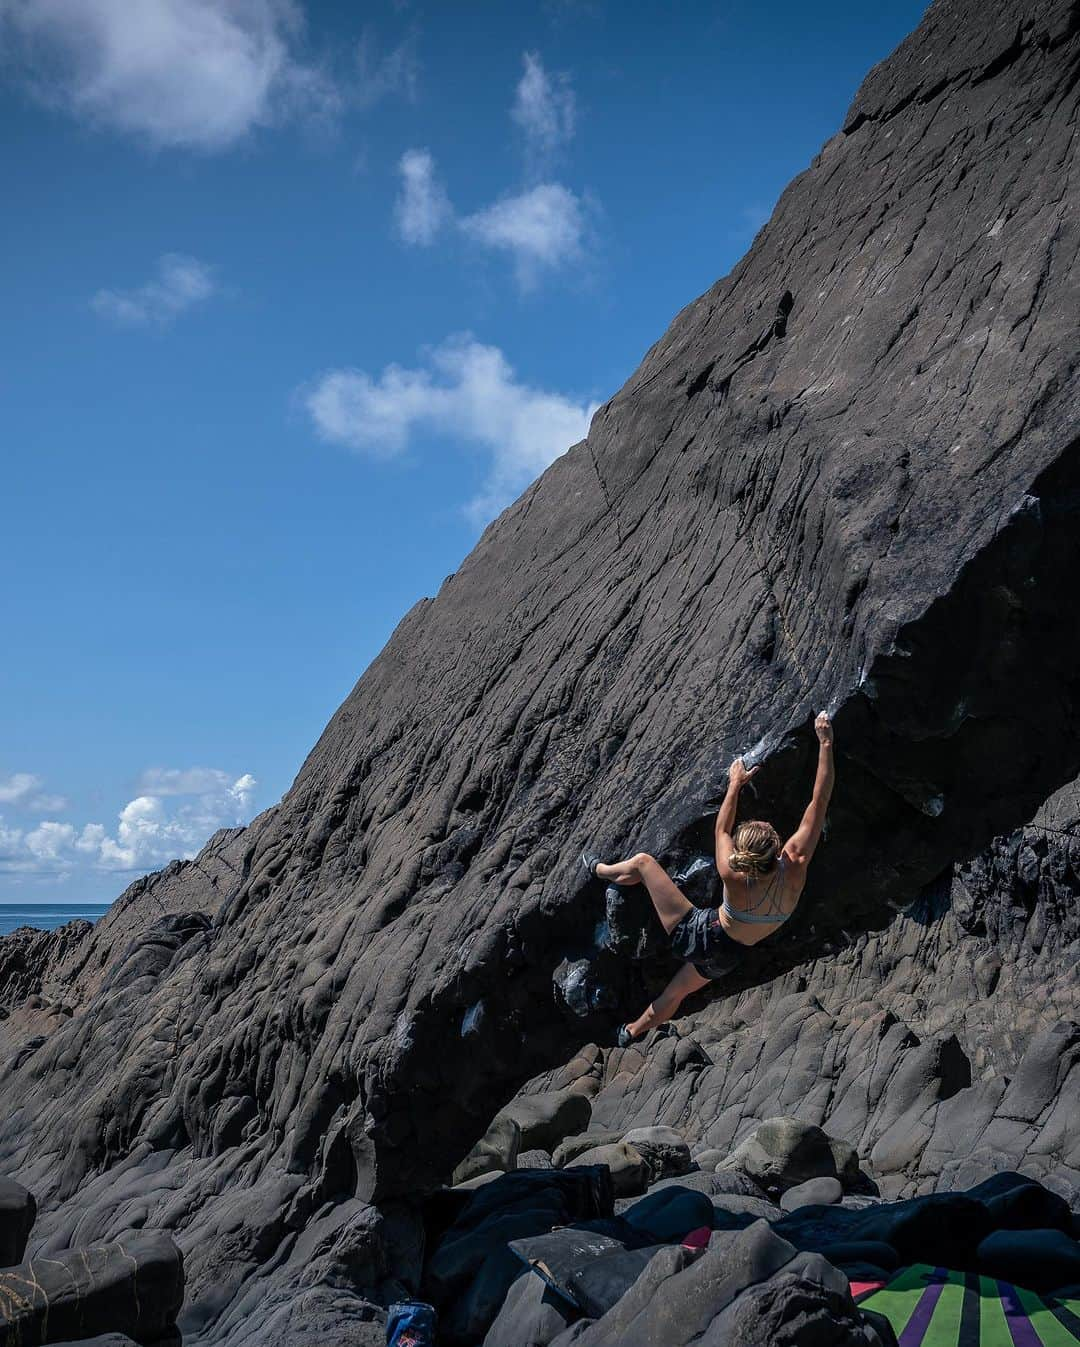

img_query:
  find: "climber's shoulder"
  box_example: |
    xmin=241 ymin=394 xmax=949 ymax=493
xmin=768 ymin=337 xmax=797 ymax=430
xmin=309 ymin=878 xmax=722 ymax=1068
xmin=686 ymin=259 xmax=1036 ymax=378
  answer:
xmin=781 ymin=841 xmax=811 ymax=872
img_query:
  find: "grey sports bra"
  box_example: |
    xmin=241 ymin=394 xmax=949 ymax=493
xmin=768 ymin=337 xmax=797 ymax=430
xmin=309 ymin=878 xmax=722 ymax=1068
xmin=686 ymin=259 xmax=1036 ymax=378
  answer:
xmin=721 ymin=854 xmax=794 ymax=925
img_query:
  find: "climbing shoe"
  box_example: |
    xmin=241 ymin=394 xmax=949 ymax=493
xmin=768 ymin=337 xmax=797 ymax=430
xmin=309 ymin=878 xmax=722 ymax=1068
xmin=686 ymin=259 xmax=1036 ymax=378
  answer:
xmin=581 ymin=850 xmax=603 ymax=878
xmin=615 ymin=1024 xmax=634 ymax=1049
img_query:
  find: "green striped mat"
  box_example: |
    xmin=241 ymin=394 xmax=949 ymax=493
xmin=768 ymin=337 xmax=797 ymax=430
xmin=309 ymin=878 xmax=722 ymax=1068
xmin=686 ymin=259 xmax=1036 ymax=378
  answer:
xmin=855 ymin=1264 xmax=1080 ymax=1345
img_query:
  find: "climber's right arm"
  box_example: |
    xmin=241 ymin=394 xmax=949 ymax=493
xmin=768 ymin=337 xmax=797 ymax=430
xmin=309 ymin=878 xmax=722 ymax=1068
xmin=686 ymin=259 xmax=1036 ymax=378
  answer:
xmin=785 ymin=714 xmax=834 ymax=865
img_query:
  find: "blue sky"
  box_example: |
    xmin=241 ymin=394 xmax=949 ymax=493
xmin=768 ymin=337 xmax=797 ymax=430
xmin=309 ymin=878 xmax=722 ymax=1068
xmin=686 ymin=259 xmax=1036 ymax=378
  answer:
xmin=0 ymin=0 xmax=926 ymax=903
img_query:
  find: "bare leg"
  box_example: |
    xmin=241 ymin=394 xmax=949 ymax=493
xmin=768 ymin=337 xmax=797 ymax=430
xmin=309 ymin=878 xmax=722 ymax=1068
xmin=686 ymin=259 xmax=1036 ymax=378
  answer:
xmin=594 ymin=856 xmax=644 ymax=885
xmin=625 ymin=961 xmax=711 ymax=1039
xmin=595 ymin=852 xmax=693 ymax=934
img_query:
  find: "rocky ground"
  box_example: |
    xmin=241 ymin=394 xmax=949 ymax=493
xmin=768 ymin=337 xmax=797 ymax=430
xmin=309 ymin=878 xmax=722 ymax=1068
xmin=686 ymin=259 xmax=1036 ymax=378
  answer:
xmin=0 ymin=0 xmax=1078 ymax=1342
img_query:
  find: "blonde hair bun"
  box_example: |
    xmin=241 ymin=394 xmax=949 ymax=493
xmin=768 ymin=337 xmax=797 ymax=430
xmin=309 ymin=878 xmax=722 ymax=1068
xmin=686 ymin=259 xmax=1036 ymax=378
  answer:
xmin=730 ymin=820 xmax=781 ymax=877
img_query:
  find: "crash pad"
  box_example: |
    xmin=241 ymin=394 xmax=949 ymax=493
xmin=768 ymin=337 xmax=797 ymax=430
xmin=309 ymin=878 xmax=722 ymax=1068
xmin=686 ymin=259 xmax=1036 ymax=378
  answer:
xmin=855 ymin=1263 xmax=1080 ymax=1345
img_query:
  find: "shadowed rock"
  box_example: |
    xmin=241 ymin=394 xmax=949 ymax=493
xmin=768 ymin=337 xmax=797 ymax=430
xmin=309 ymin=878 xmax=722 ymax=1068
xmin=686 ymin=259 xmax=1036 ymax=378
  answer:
xmin=0 ymin=1231 xmax=182 ymax=1346
xmin=0 ymin=1177 xmax=35 ymax=1267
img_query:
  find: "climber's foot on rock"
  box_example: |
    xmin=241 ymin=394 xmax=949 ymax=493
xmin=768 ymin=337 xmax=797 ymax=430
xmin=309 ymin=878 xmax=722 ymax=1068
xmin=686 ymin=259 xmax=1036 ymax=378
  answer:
xmin=615 ymin=1024 xmax=635 ymax=1048
xmin=581 ymin=850 xmax=603 ymax=879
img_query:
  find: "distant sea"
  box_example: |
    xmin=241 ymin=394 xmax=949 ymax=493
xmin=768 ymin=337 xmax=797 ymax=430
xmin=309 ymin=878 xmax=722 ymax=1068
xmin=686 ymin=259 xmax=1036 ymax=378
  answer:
xmin=0 ymin=903 xmax=111 ymax=938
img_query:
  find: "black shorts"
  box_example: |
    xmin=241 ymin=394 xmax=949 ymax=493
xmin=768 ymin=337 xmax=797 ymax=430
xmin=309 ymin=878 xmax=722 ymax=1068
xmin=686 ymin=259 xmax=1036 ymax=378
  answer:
xmin=670 ymin=906 xmax=743 ymax=980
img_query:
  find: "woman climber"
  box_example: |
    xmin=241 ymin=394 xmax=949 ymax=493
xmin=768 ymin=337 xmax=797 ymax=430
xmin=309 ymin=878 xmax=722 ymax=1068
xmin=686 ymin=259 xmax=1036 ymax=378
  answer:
xmin=582 ymin=711 xmax=835 ymax=1048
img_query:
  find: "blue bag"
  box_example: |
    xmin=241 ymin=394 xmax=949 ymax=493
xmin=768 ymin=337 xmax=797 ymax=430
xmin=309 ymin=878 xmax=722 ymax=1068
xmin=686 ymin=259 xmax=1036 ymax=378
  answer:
xmin=386 ymin=1299 xmax=437 ymax=1346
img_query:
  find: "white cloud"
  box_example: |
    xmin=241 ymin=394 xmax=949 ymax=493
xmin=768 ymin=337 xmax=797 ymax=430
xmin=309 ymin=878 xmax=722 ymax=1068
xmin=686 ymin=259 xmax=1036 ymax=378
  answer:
xmin=305 ymin=334 xmax=599 ymax=523
xmin=388 ymin=55 xmax=590 ymax=288
xmin=0 ymin=0 xmax=337 ymax=151
xmin=24 ymin=820 xmax=75 ymax=861
xmin=0 ymin=773 xmax=42 ymax=805
xmin=0 ymin=769 xmax=256 ymax=876
xmin=512 ymin=51 xmax=574 ymax=173
xmin=460 ymin=183 xmax=586 ymax=289
xmin=0 ymin=772 xmax=68 ymax=812
xmin=0 ymin=819 xmax=25 ymax=856
xmin=394 ymin=148 xmax=451 ymax=247
xmin=91 ymin=253 xmax=216 ymax=327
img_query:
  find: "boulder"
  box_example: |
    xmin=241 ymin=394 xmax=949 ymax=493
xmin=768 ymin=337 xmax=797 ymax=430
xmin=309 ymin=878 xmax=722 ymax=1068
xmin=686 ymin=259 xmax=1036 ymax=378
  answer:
xmin=0 ymin=1177 xmax=35 ymax=1266
xmin=453 ymin=1116 xmax=522 ymax=1185
xmin=481 ymin=1271 xmax=578 ymax=1347
xmin=781 ymin=1177 xmax=843 ymax=1213
xmin=722 ymin=1118 xmax=841 ymax=1193
xmin=518 ymin=1149 xmax=556 ymax=1170
xmin=545 ymin=1220 xmax=887 ymax=1345
xmin=829 ymin=1139 xmax=862 ymax=1189
xmin=499 ymin=1090 xmax=593 ymax=1155
xmin=553 ymin=1132 xmax=624 ymax=1169
xmin=693 ymin=1149 xmax=727 ymax=1171
xmin=569 ymin=1144 xmax=649 ymax=1198
xmin=711 ymin=1171 xmax=770 ymax=1199
xmin=702 ymin=1253 xmax=894 ymax=1346
xmin=620 ymin=1127 xmax=693 ymax=1182
xmin=0 ymin=1232 xmax=182 ymax=1346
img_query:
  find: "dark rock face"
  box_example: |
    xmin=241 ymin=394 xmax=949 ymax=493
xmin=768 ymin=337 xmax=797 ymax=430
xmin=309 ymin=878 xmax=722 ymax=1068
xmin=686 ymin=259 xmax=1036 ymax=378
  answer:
xmin=0 ymin=1230 xmax=183 ymax=1347
xmin=0 ymin=0 xmax=1079 ymax=1342
xmin=0 ymin=920 xmax=94 ymax=1017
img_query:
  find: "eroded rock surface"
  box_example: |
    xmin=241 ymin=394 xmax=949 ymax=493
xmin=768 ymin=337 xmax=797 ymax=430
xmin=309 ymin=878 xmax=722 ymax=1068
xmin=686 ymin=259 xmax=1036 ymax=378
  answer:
xmin=0 ymin=0 xmax=1078 ymax=1342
